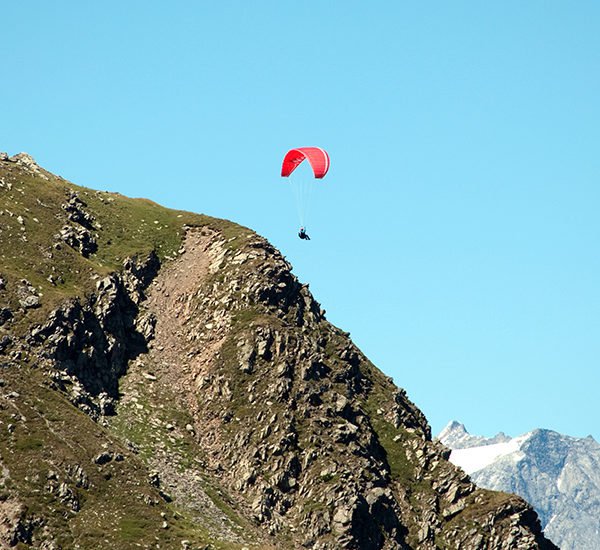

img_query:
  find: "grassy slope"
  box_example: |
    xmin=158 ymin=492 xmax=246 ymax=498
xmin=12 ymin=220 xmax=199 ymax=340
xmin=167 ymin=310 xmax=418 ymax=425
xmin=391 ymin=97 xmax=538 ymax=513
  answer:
xmin=0 ymin=160 xmax=204 ymax=328
xmin=0 ymin=159 xmax=247 ymax=326
xmin=0 ymin=159 xmax=256 ymax=548
xmin=0 ymin=367 xmax=203 ymax=549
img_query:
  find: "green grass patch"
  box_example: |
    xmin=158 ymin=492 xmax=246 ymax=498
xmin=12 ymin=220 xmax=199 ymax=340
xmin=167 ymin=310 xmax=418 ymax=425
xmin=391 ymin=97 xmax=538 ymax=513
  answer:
xmin=14 ymin=437 xmax=44 ymax=452
xmin=118 ymin=517 xmax=154 ymax=541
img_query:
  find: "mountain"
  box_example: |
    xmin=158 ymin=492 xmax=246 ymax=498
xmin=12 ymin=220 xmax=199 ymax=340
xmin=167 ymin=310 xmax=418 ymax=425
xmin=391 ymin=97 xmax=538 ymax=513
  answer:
xmin=439 ymin=421 xmax=600 ymax=550
xmin=0 ymin=152 xmax=557 ymax=549
xmin=437 ymin=421 xmax=513 ymax=450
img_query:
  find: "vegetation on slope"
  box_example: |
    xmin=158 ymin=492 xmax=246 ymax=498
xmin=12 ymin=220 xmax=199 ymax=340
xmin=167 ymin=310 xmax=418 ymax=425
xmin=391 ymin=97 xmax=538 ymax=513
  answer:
xmin=0 ymin=154 xmax=243 ymax=331
xmin=0 ymin=154 xmax=556 ymax=549
xmin=0 ymin=155 xmax=261 ymax=548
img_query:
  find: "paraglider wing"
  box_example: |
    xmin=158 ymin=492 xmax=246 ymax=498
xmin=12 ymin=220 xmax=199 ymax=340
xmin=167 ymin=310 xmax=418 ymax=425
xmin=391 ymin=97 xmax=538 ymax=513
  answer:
xmin=281 ymin=147 xmax=330 ymax=179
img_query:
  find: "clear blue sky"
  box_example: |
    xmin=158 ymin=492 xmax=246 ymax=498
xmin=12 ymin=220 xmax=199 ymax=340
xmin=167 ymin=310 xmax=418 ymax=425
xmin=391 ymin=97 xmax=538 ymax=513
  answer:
xmin=2 ymin=2 xmax=599 ymax=440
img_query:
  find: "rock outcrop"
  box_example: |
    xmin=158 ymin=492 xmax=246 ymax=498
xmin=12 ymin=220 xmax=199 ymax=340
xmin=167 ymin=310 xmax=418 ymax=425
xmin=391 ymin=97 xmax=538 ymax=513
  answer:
xmin=29 ymin=253 xmax=159 ymax=419
xmin=107 ymin=228 xmax=556 ymax=549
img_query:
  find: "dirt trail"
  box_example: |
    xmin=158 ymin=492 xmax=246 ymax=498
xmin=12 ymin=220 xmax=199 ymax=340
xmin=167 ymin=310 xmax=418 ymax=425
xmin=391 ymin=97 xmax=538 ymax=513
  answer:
xmin=145 ymin=228 xmax=214 ymax=381
xmin=144 ymin=228 xmax=230 ymax=415
xmin=117 ymin=229 xmax=258 ymax=545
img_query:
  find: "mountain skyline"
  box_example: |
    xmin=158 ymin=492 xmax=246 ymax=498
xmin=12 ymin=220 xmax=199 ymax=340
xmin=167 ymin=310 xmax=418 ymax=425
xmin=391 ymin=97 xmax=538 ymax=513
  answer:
xmin=439 ymin=420 xmax=600 ymax=550
xmin=0 ymin=153 xmax=557 ymax=547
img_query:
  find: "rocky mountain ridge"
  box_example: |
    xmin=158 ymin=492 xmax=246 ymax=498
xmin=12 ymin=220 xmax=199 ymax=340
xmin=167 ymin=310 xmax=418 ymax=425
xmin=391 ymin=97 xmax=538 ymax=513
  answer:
xmin=439 ymin=421 xmax=600 ymax=550
xmin=0 ymin=153 xmax=558 ymax=548
xmin=437 ymin=421 xmax=511 ymax=450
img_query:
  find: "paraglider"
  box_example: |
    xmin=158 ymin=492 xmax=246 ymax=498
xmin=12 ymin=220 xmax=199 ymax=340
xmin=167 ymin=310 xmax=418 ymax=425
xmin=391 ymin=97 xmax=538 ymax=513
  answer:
xmin=298 ymin=226 xmax=310 ymax=240
xmin=281 ymin=147 xmax=330 ymax=179
xmin=281 ymin=147 xmax=329 ymax=240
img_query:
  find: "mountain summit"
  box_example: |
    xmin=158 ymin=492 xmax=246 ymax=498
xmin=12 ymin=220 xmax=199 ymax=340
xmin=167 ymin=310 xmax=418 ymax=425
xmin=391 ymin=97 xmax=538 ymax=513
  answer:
xmin=0 ymin=153 xmax=557 ymax=549
xmin=437 ymin=421 xmax=512 ymax=453
xmin=439 ymin=421 xmax=600 ymax=550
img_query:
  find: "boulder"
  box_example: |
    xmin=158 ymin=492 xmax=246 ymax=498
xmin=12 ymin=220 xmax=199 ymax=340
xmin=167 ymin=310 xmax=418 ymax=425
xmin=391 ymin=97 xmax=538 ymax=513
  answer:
xmin=19 ymin=295 xmax=40 ymax=309
xmin=10 ymin=152 xmax=39 ymax=170
xmin=93 ymin=451 xmax=113 ymax=465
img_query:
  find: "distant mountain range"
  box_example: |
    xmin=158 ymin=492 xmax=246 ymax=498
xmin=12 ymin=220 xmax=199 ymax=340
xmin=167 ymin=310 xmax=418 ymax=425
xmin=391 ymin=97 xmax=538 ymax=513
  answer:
xmin=438 ymin=421 xmax=600 ymax=550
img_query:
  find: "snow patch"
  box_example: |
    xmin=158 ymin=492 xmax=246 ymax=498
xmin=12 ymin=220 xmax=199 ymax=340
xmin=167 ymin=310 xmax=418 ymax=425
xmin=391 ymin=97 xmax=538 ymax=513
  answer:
xmin=450 ymin=433 xmax=531 ymax=474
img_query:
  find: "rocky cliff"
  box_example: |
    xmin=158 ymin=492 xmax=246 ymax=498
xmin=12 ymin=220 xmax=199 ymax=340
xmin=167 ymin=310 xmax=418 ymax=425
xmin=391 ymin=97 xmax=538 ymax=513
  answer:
xmin=439 ymin=421 xmax=600 ymax=550
xmin=0 ymin=153 xmax=558 ymax=549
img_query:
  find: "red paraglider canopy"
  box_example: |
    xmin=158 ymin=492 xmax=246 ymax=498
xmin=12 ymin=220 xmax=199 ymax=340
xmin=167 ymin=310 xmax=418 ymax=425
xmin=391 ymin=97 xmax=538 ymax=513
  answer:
xmin=281 ymin=147 xmax=330 ymax=179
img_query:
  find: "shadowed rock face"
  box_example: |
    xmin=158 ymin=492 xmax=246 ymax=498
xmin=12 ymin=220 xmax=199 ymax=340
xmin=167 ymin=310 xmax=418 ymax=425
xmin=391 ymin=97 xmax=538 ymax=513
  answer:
xmin=0 ymin=155 xmax=558 ymax=549
xmin=29 ymin=252 xmax=159 ymax=418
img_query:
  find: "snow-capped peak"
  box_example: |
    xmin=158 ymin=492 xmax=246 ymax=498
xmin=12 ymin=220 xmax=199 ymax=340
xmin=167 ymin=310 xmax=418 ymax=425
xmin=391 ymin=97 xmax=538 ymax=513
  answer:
xmin=437 ymin=422 xmax=600 ymax=550
xmin=437 ymin=420 xmax=511 ymax=450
